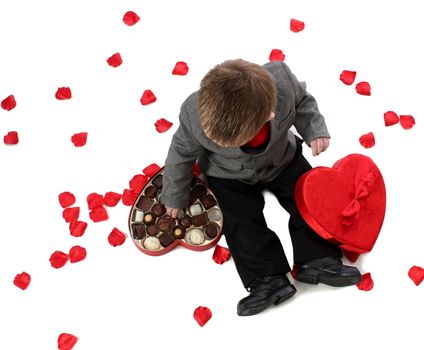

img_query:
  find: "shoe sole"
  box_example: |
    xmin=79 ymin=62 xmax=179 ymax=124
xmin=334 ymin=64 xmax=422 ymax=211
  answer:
xmin=237 ymin=285 xmax=297 ymax=316
xmin=295 ymin=269 xmax=362 ymax=287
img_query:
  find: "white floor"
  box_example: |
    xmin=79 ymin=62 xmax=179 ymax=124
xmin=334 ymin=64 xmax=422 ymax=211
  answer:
xmin=0 ymin=0 xmax=422 ymax=349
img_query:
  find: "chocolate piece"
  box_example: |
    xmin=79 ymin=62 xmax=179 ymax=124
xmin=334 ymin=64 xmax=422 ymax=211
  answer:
xmin=186 ymin=228 xmax=205 ymax=245
xmin=173 ymin=226 xmax=186 ymax=239
xmin=204 ymin=222 xmax=220 ymax=239
xmin=157 ymin=216 xmax=176 ymax=233
xmin=192 ymin=212 xmax=208 ymax=227
xmin=159 ymin=233 xmax=175 ymax=247
xmin=152 ymin=174 xmax=163 ymax=188
xmin=132 ymin=223 xmax=146 ymax=240
xmin=144 ymin=185 xmax=158 ymax=199
xmin=192 ymin=184 xmax=207 ymax=199
xmin=143 ymin=212 xmax=156 ymax=225
xmin=143 ymin=236 xmax=161 ymax=250
xmin=136 ymin=196 xmax=154 ymax=211
xmin=146 ymin=224 xmax=159 ymax=236
xmin=189 ymin=203 xmax=203 ymax=216
xmin=152 ymin=203 xmax=166 ymax=217
xmin=176 ymin=208 xmax=185 ymax=219
xmin=207 ymin=208 xmax=222 ymax=221
xmin=131 ymin=209 xmax=144 ymax=223
xmin=200 ymin=194 xmax=217 ymax=209
xmin=179 ymin=215 xmax=192 ymax=229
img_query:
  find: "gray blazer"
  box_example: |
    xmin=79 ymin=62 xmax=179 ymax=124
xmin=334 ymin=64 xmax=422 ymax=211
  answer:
xmin=161 ymin=61 xmax=330 ymax=209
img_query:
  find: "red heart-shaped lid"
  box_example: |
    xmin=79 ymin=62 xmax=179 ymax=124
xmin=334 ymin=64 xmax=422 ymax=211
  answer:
xmin=295 ymin=154 xmax=386 ymax=255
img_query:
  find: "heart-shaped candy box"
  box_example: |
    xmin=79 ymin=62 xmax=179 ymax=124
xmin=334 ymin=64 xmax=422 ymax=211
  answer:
xmin=295 ymin=154 xmax=386 ymax=255
xmin=128 ymin=167 xmax=223 ymax=256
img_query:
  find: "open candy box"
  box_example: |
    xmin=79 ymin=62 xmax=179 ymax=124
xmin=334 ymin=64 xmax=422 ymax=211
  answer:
xmin=128 ymin=167 xmax=223 ymax=256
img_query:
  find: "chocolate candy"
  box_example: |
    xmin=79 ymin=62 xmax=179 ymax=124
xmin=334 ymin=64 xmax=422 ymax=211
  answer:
xmin=136 ymin=196 xmax=154 ymax=211
xmin=204 ymin=223 xmax=220 ymax=239
xmin=157 ymin=216 xmax=176 ymax=233
xmin=143 ymin=212 xmax=156 ymax=225
xmin=200 ymin=194 xmax=217 ymax=209
xmin=144 ymin=185 xmax=158 ymax=199
xmin=132 ymin=223 xmax=146 ymax=240
xmin=189 ymin=203 xmax=203 ymax=216
xmin=192 ymin=184 xmax=207 ymax=199
xmin=173 ymin=226 xmax=186 ymax=239
xmin=152 ymin=203 xmax=166 ymax=217
xmin=186 ymin=229 xmax=205 ymax=245
xmin=207 ymin=208 xmax=222 ymax=221
xmin=144 ymin=236 xmax=161 ymax=250
xmin=159 ymin=233 xmax=175 ymax=247
xmin=192 ymin=212 xmax=208 ymax=227
xmin=152 ymin=174 xmax=163 ymax=188
xmin=131 ymin=209 xmax=144 ymax=222
xmin=146 ymin=224 xmax=159 ymax=236
xmin=179 ymin=215 xmax=192 ymax=229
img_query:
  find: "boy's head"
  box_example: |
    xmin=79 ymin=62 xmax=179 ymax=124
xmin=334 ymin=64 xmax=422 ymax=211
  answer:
xmin=198 ymin=58 xmax=277 ymax=147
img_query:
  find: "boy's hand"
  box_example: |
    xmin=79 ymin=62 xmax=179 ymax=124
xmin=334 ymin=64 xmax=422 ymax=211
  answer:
xmin=310 ymin=137 xmax=330 ymax=157
xmin=165 ymin=206 xmax=180 ymax=219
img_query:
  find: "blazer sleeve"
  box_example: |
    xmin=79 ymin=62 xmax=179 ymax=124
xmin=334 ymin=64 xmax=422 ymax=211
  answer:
xmin=280 ymin=62 xmax=330 ymax=146
xmin=161 ymin=102 xmax=204 ymax=209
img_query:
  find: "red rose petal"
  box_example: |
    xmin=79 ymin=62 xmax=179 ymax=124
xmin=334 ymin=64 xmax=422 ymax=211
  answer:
xmin=123 ymin=11 xmax=140 ymax=26
xmin=87 ymin=193 xmax=104 ymax=210
xmin=13 ymin=272 xmax=31 ymax=290
xmin=108 ymin=227 xmax=127 ymax=247
xmin=49 ymin=251 xmax=69 ymax=269
xmin=154 ymin=118 xmax=173 ymax=133
xmin=342 ymin=249 xmax=360 ymax=262
xmin=59 ymin=192 xmax=76 ymax=208
xmin=122 ymin=189 xmax=138 ymax=206
xmin=104 ymin=191 xmax=122 ymax=207
xmin=212 ymin=245 xmax=231 ymax=265
xmin=129 ymin=174 xmax=148 ymax=193
xmin=58 ymin=333 xmax=78 ymax=350
xmin=269 ymin=49 xmax=285 ymax=62
xmin=71 ymin=132 xmax=87 ymax=147
xmin=340 ymin=70 xmax=357 ymax=85
xmin=384 ymin=111 xmax=399 ymax=126
xmin=1 ymin=95 xmax=17 ymax=111
xmin=193 ymin=306 xmax=212 ymax=327
xmin=140 ymin=89 xmax=156 ymax=105
xmin=359 ymin=132 xmax=375 ymax=148
xmin=69 ymin=245 xmax=87 ymax=263
xmin=69 ymin=220 xmax=88 ymax=237
xmin=172 ymin=61 xmax=189 ymax=75
xmin=290 ymin=18 xmax=305 ymax=32
xmin=89 ymin=207 xmax=108 ymax=222
xmin=107 ymin=52 xmax=122 ymax=67
xmin=192 ymin=161 xmax=201 ymax=177
xmin=62 ymin=207 xmax=80 ymax=223
xmin=408 ymin=265 xmax=424 ymax=286
xmin=142 ymin=163 xmax=161 ymax=178
xmin=399 ymin=115 xmax=415 ymax=130
xmin=356 ymin=272 xmax=374 ymax=291
xmin=355 ymin=81 xmax=371 ymax=96
xmin=290 ymin=265 xmax=298 ymax=279
xmin=55 ymin=87 xmax=72 ymax=100
xmin=3 ymin=131 xmax=19 ymax=145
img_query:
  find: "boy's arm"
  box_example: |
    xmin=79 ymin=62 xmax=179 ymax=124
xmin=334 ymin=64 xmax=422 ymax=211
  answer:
xmin=280 ymin=62 xmax=330 ymax=146
xmin=161 ymin=102 xmax=204 ymax=209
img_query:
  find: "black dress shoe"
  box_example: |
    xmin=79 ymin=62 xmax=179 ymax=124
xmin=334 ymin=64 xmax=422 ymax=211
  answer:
xmin=295 ymin=256 xmax=361 ymax=287
xmin=237 ymin=275 xmax=297 ymax=316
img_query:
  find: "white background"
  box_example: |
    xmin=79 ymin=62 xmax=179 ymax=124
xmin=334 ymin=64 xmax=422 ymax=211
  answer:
xmin=0 ymin=0 xmax=422 ymax=349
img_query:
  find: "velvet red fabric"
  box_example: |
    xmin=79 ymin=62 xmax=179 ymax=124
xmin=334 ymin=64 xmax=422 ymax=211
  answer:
xmin=242 ymin=121 xmax=270 ymax=148
xmin=295 ymin=154 xmax=386 ymax=255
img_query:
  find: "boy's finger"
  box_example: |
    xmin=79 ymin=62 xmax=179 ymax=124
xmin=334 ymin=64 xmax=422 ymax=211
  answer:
xmin=316 ymin=138 xmax=324 ymax=155
xmin=311 ymin=140 xmax=318 ymax=156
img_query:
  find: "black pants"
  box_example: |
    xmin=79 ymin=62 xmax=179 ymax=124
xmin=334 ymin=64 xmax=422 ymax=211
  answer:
xmin=205 ymin=139 xmax=342 ymax=288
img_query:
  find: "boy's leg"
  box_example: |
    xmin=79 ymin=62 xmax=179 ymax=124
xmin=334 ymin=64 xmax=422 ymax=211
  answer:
xmin=264 ymin=139 xmax=342 ymax=265
xmin=204 ymin=175 xmax=291 ymax=289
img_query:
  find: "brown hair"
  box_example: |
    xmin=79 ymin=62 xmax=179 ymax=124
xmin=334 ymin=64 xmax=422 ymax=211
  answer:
xmin=198 ymin=58 xmax=277 ymax=147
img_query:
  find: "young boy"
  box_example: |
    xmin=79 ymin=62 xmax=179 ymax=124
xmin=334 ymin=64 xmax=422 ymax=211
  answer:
xmin=160 ymin=59 xmax=361 ymax=316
